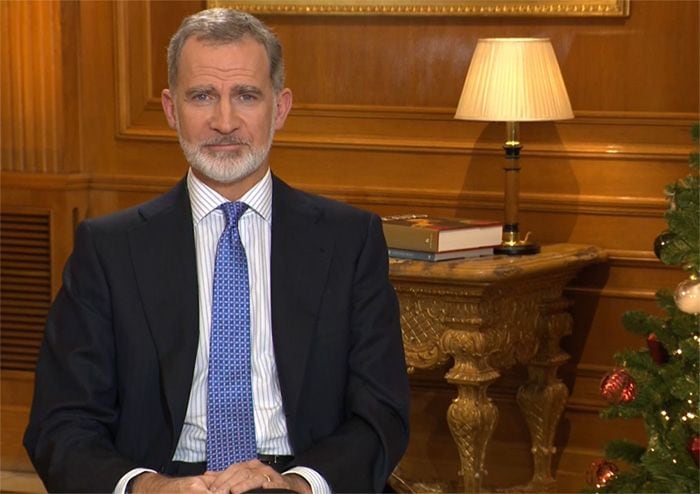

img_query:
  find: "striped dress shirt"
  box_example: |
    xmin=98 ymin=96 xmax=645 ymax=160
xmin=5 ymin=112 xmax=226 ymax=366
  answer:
xmin=175 ymin=167 xmax=291 ymax=460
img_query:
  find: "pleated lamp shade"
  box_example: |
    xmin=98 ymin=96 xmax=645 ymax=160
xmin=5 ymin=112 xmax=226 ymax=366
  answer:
xmin=454 ymin=38 xmax=574 ymax=122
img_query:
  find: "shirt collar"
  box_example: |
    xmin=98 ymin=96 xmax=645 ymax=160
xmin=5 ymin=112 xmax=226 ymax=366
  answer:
xmin=187 ymin=167 xmax=273 ymax=225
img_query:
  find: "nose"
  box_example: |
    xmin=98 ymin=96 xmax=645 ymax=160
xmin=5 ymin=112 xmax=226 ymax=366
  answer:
xmin=210 ymin=99 xmax=240 ymax=134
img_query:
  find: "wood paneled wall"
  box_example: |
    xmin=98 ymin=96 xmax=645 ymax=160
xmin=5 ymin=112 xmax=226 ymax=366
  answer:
xmin=1 ymin=0 xmax=698 ymax=490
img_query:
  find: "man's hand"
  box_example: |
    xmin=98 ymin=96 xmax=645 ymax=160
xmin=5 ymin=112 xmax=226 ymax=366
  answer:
xmin=130 ymin=471 xmax=216 ymax=493
xmin=207 ymin=459 xmax=311 ymax=494
xmin=130 ymin=460 xmax=312 ymax=494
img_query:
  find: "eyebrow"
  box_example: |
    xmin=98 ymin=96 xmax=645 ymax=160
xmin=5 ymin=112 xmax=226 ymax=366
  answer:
xmin=232 ymin=84 xmax=263 ymax=96
xmin=184 ymin=85 xmax=216 ymax=98
xmin=183 ymin=84 xmax=264 ymax=98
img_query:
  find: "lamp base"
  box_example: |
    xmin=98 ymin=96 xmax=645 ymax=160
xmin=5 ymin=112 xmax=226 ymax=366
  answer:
xmin=494 ymin=241 xmax=541 ymax=256
xmin=497 ymin=224 xmax=540 ymax=256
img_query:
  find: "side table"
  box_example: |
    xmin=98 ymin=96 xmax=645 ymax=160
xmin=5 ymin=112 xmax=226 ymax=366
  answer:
xmin=389 ymin=244 xmax=607 ymax=493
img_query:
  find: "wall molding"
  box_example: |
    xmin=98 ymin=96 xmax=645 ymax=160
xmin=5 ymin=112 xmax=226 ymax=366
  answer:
xmin=2 ymin=171 xmax=670 ymax=219
xmin=2 ymin=172 xmax=680 ymax=280
xmin=0 ymin=172 xmax=91 ymax=191
xmin=115 ymin=104 xmax=697 ymax=162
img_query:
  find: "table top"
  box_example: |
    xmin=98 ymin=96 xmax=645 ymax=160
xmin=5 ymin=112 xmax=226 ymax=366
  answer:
xmin=388 ymin=243 xmax=607 ymax=284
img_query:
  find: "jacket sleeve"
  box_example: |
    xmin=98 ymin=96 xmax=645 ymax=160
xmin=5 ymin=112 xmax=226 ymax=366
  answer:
xmin=24 ymin=220 xmax=137 ymax=493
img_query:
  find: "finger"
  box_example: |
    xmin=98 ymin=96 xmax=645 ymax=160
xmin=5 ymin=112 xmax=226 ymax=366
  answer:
xmin=213 ymin=469 xmax=265 ymax=494
xmin=229 ymin=468 xmax=284 ymax=494
xmin=209 ymin=462 xmax=251 ymax=491
xmin=209 ymin=460 xmax=275 ymax=493
xmin=260 ymin=469 xmax=284 ymax=486
xmin=180 ymin=477 xmax=214 ymax=493
xmin=247 ymin=464 xmax=284 ymax=485
xmin=200 ymin=471 xmax=219 ymax=488
xmin=243 ymin=459 xmax=266 ymax=469
xmin=220 ymin=471 xmax=266 ymax=494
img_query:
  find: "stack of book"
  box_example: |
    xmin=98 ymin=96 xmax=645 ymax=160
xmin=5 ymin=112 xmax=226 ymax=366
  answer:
xmin=382 ymin=214 xmax=502 ymax=261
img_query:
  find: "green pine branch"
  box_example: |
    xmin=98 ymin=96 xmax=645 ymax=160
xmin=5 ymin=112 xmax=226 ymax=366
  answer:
xmin=591 ymin=124 xmax=700 ymax=494
xmin=661 ymin=123 xmax=700 ymax=273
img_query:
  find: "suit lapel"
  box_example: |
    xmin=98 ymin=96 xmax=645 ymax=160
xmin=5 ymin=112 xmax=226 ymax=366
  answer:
xmin=128 ymin=179 xmax=199 ymax=454
xmin=270 ymin=177 xmax=334 ymax=422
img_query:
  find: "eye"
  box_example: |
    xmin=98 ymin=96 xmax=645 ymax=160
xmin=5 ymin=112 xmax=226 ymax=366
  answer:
xmin=185 ymin=90 xmax=217 ymax=104
xmin=238 ymin=93 xmax=258 ymax=104
xmin=192 ymin=92 xmax=211 ymax=102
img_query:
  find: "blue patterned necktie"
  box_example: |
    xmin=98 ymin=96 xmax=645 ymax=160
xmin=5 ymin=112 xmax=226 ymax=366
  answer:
xmin=206 ymin=201 xmax=257 ymax=471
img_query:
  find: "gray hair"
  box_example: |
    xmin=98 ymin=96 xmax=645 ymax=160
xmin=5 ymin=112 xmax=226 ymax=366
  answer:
xmin=167 ymin=8 xmax=285 ymax=92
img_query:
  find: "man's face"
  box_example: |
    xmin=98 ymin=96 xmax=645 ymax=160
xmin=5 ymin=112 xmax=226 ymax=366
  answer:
xmin=162 ymin=36 xmax=292 ymax=187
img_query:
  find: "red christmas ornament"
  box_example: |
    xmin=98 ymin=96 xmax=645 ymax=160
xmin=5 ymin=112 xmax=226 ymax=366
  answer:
xmin=586 ymin=459 xmax=619 ymax=487
xmin=647 ymin=332 xmax=669 ymax=364
xmin=689 ymin=436 xmax=700 ymax=467
xmin=600 ymin=369 xmax=637 ymax=404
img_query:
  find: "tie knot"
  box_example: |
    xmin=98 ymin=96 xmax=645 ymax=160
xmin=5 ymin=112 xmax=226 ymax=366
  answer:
xmin=220 ymin=201 xmax=248 ymax=227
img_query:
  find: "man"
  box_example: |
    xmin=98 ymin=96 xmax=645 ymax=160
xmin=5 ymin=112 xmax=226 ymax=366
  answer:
xmin=24 ymin=8 xmax=410 ymax=494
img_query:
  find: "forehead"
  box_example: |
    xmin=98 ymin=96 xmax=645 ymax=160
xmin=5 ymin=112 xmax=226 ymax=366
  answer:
xmin=177 ymin=36 xmax=271 ymax=87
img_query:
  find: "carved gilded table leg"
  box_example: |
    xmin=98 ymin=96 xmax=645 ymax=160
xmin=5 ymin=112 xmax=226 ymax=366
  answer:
xmin=441 ymin=329 xmax=500 ymax=493
xmin=389 ymin=245 xmax=607 ymax=494
xmin=515 ymin=296 xmax=573 ymax=492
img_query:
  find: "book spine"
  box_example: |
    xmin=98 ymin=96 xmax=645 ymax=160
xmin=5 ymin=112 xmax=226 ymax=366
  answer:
xmin=387 ymin=249 xmax=436 ymax=261
xmin=382 ymin=223 xmax=439 ymax=252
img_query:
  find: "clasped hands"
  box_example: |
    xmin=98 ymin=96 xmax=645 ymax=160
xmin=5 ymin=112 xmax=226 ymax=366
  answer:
xmin=131 ymin=459 xmax=311 ymax=494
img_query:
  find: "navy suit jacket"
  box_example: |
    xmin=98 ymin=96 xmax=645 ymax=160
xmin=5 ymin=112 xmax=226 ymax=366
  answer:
xmin=24 ymin=175 xmax=410 ymax=493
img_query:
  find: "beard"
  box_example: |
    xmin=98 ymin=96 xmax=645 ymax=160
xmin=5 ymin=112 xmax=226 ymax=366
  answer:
xmin=177 ymin=117 xmax=276 ymax=184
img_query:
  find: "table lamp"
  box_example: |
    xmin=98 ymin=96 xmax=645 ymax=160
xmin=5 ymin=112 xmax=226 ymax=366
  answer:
xmin=454 ymin=38 xmax=574 ymax=255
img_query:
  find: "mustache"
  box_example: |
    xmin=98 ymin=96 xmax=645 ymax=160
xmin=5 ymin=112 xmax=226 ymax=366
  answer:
xmin=201 ymin=136 xmax=251 ymax=147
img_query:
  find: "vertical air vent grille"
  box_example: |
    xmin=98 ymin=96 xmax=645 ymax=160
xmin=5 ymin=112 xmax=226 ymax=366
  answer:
xmin=1 ymin=211 xmax=51 ymax=371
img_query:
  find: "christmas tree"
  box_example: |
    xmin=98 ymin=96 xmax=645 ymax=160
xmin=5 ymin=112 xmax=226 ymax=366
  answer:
xmin=586 ymin=124 xmax=700 ymax=493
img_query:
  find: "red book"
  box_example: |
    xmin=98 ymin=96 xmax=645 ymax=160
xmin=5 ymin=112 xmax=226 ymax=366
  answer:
xmin=382 ymin=215 xmax=502 ymax=252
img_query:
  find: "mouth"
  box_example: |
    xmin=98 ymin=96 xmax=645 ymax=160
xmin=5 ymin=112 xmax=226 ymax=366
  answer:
xmin=204 ymin=143 xmax=246 ymax=152
xmin=202 ymin=138 xmax=250 ymax=154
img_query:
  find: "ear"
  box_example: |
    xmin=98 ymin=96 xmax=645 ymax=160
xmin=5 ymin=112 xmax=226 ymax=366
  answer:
xmin=161 ymin=89 xmax=178 ymax=130
xmin=273 ymin=88 xmax=293 ymax=131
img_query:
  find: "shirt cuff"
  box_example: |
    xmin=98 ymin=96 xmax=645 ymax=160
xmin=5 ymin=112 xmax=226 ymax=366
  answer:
xmin=113 ymin=468 xmax=157 ymax=494
xmin=283 ymin=466 xmax=332 ymax=494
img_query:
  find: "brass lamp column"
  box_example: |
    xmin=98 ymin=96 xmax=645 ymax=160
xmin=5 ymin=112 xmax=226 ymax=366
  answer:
xmin=499 ymin=121 xmax=539 ymax=254
xmin=454 ymin=38 xmax=574 ymax=255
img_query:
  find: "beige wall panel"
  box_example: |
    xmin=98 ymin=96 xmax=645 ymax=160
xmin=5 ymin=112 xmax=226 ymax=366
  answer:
xmin=0 ymin=0 xmax=80 ymax=173
xmin=0 ymin=1 xmax=63 ymax=173
xmin=265 ymin=1 xmax=698 ymax=112
xmin=554 ymin=413 xmax=645 ymax=491
xmin=569 ymin=295 xmax=672 ymax=368
xmin=87 ymin=185 xmax=175 ymax=219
